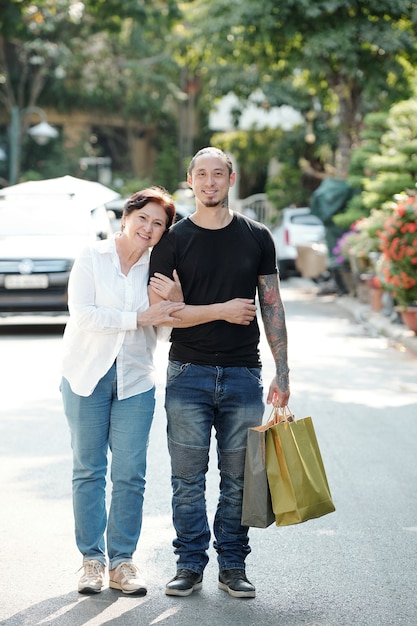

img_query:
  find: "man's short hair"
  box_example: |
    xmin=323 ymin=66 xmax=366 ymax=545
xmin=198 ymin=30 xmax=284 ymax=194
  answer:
xmin=187 ymin=147 xmax=233 ymax=177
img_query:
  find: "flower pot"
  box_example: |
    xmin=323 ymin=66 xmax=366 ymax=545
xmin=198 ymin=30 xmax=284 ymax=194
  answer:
xmin=356 ymin=276 xmax=370 ymax=304
xmin=399 ymin=307 xmax=417 ymax=335
xmin=349 ymin=254 xmax=371 ymax=279
xmin=339 ymin=268 xmax=356 ymax=296
xmin=369 ymin=287 xmax=383 ymax=312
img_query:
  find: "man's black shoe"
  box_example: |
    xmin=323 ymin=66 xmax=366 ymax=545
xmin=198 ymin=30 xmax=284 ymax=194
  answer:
xmin=165 ymin=569 xmax=203 ymax=596
xmin=218 ymin=569 xmax=256 ymax=598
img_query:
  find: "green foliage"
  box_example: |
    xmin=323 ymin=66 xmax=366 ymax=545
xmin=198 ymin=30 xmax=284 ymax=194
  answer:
xmin=0 ymin=0 xmax=182 ymax=116
xmin=336 ymin=91 xmax=417 ymax=235
xmin=181 ymin=0 xmax=417 ymax=178
xmin=2 ymin=0 xmax=417 ymax=197
xmin=265 ymin=121 xmax=338 ymax=209
xmin=83 ymin=0 xmax=147 ymax=32
xmin=211 ymin=128 xmax=282 ymax=198
xmin=151 ymin=118 xmax=181 ymax=192
xmin=338 ymin=109 xmax=390 ymax=227
xmin=117 ymin=175 xmax=153 ymax=197
xmin=333 ymin=195 xmax=366 ymax=232
xmin=20 ymin=131 xmax=92 ymax=180
xmin=266 ymin=165 xmax=306 ymax=214
xmin=37 ymin=3 xmax=182 ymax=118
xmin=0 ymin=0 xmax=184 ymax=183
xmin=365 ymin=172 xmax=415 ymax=203
xmin=358 ymin=97 xmax=417 ymax=213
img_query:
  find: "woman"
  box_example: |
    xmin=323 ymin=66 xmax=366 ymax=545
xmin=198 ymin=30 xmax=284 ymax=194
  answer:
xmin=61 ymin=187 xmax=184 ymax=596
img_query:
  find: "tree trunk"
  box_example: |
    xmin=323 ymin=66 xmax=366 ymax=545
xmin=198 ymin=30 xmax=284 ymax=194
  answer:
xmin=334 ymin=81 xmax=362 ymax=178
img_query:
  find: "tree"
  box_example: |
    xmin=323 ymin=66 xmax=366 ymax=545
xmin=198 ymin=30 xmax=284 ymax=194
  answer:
xmin=0 ymin=0 xmax=182 ymax=183
xmin=361 ymin=98 xmax=417 ymax=207
xmin=180 ymin=0 xmax=417 ymax=178
xmin=332 ymin=92 xmax=417 ymax=236
xmin=333 ymin=110 xmax=389 ymax=231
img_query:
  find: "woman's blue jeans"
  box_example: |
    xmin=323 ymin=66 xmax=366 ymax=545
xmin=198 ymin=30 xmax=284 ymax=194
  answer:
xmin=165 ymin=361 xmax=264 ymax=574
xmin=61 ymin=364 xmax=155 ymax=570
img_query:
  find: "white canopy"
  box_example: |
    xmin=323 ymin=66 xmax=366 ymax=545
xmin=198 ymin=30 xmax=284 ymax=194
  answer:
xmin=1 ymin=175 xmax=120 ymax=210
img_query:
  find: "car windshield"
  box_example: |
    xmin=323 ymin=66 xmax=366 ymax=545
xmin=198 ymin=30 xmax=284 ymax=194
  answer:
xmin=291 ymin=214 xmax=323 ymax=226
xmin=0 ymin=198 xmax=92 ymax=236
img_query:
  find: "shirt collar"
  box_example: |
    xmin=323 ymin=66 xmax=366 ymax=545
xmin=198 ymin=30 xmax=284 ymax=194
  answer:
xmin=100 ymin=235 xmax=151 ymax=267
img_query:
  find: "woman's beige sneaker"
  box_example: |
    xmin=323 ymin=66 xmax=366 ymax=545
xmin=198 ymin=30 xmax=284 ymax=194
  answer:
xmin=109 ymin=562 xmax=147 ymax=595
xmin=78 ymin=560 xmax=105 ymax=594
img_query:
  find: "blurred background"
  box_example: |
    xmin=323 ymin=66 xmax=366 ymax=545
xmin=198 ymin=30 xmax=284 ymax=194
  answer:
xmin=1 ymin=1 xmax=417 ymax=323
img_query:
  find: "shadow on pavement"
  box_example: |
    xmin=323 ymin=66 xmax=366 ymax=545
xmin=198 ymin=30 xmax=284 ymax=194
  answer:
xmin=0 ymin=587 xmax=327 ymax=626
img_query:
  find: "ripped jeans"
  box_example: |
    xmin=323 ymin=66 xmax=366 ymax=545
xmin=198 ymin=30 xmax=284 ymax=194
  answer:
xmin=165 ymin=361 xmax=264 ymax=574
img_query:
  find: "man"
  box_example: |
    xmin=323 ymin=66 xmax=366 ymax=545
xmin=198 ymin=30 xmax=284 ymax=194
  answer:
xmin=149 ymin=147 xmax=290 ymax=599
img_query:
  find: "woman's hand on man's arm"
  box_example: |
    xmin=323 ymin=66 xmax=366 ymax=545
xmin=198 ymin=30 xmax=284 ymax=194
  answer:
xmin=148 ymin=275 xmax=256 ymax=327
xmin=149 ymin=270 xmax=184 ymax=302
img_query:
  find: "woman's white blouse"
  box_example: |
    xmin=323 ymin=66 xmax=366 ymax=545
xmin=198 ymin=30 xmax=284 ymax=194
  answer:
xmin=61 ymin=237 xmax=157 ymax=399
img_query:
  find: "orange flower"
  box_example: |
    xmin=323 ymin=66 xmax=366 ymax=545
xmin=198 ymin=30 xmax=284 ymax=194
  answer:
xmin=378 ymin=192 xmax=417 ymax=308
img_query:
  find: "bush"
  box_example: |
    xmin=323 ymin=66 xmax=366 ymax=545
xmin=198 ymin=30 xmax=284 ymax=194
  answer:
xmin=378 ymin=192 xmax=417 ymax=309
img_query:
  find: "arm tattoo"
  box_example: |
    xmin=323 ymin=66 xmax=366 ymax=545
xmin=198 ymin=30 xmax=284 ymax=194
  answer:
xmin=258 ymin=274 xmax=289 ymax=391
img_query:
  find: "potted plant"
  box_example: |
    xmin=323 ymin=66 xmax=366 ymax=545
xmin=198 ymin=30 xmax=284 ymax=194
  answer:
xmin=377 ymin=192 xmax=417 ymax=333
xmin=333 ymin=209 xmax=387 ymax=303
xmin=334 ymin=210 xmax=387 ymax=267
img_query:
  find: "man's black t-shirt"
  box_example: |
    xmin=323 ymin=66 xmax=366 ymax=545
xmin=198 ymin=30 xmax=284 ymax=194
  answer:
xmin=149 ymin=212 xmax=277 ymax=367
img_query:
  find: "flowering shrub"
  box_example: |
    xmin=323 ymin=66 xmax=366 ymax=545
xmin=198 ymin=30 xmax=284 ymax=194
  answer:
xmin=333 ymin=209 xmax=387 ymax=264
xmin=333 ymin=230 xmax=360 ymax=264
xmin=365 ymin=274 xmax=382 ymax=289
xmin=378 ymin=192 xmax=417 ymax=309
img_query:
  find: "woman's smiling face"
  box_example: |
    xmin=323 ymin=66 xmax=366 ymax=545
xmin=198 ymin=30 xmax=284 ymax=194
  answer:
xmin=122 ymin=202 xmax=168 ymax=248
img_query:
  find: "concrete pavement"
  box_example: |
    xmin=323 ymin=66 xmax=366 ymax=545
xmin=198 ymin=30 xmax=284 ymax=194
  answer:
xmin=1 ymin=283 xmax=417 ymax=625
xmin=336 ymin=295 xmax=417 ymax=356
xmin=294 ymin=277 xmax=417 ymax=356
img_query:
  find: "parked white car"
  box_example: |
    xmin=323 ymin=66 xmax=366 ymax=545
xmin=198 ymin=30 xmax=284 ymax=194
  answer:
xmin=272 ymin=207 xmax=326 ymax=280
xmin=0 ymin=196 xmax=113 ymax=315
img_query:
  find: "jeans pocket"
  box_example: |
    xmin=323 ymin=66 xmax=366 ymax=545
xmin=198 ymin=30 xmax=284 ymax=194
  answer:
xmin=167 ymin=360 xmax=190 ymax=384
xmin=244 ymin=367 xmax=263 ymax=384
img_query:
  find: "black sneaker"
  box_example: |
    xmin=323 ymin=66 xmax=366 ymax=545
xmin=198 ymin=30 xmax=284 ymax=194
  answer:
xmin=218 ymin=569 xmax=256 ymax=598
xmin=165 ymin=569 xmax=203 ymax=596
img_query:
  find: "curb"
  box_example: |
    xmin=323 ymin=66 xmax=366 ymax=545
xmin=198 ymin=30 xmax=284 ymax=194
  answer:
xmin=335 ymin=295 xmax=417 ymax=356
xmin=291 ymin=277 xmax=417 ymax=356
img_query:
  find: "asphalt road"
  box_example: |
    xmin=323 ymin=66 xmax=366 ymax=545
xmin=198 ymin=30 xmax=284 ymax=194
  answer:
xmin=0 ymin=279 xmax=416 ymax=626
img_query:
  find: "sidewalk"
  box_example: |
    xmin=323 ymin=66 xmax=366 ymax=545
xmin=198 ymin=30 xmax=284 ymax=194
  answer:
xmin=294 ymin=276 xmax=417 ymax=356
xmin=336 ymin=294 xmax=417 ymax=356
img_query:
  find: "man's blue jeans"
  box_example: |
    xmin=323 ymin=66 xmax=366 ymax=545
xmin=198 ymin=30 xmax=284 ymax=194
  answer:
xmin=61 ymin=365 xmax=155 ymax=570
xmin=165 ymin=361 xmax=264 ymax=574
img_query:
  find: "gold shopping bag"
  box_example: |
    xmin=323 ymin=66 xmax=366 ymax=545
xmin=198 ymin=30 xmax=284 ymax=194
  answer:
xmin=266 ymin=409 xmax=335 ymax=526
xmin=241 ymin=407 xmax=294 ymax=528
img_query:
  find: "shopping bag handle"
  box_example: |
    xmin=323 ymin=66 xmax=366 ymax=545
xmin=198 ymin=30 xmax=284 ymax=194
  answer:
xmin=268 ymin=405 xmax=294 ymax=424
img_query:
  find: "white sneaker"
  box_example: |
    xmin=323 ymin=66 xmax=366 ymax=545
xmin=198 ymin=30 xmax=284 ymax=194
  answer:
xmin=78 ymin=560 xmax=105 ymax=594
xmin=109 ymin=562 xmax=147 ymax=595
